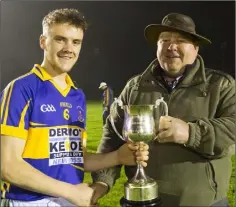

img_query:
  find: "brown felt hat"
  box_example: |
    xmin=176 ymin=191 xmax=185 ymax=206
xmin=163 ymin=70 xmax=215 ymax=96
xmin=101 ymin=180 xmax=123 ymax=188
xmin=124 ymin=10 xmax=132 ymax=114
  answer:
xmin=144 ymin=13 xmax=211 ymax=46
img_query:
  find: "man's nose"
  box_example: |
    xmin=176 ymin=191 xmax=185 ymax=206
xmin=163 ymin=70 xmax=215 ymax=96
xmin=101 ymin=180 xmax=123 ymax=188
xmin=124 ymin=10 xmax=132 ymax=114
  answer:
xmin=167 ymin=43 xmax=178 ymax=51
xmin=63 ymin=41 xmax=73 ymax=52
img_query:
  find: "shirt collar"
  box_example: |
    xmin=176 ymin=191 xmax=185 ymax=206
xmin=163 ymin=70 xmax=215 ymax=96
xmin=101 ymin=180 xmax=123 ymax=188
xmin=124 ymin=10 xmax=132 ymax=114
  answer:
xmin=31 ymin=64 xmax=77 ymax=89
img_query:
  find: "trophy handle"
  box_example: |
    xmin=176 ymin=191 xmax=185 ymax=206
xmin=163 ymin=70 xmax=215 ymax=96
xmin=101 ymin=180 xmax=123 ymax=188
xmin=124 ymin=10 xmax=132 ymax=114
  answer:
xmin=110 ymin=98 xmax=125 ymax=141
xmin=155 ymin=97 xmax=168 ymax=116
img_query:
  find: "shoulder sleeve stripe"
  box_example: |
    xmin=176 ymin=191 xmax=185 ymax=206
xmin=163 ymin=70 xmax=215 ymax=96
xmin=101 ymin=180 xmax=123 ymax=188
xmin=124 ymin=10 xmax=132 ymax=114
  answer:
xmin=0 ymin=84 xmax=11 ymax=121
xmin=2 ymin=72 xmax=33 ymax=125
xmin=18 ymin=99 xmax=31 ymax=129
xmin=3 ymin=81 xmax=15 ymax=125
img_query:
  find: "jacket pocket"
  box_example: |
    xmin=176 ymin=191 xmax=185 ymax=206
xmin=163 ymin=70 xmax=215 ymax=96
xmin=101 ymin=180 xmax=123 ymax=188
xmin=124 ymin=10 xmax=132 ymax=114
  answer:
xmin=206 ymin=161 xmax=217 ymax=196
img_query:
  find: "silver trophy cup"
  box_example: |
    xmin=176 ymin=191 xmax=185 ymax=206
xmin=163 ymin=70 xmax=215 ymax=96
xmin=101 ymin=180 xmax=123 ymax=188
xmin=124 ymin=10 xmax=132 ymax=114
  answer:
xmin=110 ymin=97 xmax=168 ymax=203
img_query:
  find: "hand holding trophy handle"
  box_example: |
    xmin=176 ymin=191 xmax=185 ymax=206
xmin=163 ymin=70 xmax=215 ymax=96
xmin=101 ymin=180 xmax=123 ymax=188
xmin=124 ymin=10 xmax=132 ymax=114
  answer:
xmin=110 ymin=98 xmax=125 ymax=141
xmin=155 ymin=97 xmax=168 ymax=116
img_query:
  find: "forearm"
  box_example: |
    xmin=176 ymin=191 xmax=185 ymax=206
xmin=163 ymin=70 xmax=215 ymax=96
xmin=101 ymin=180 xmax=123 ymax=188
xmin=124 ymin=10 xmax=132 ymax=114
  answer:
xmin=86 ymin=114 xmax=125 ymax=172
xmin=186 ymin=117 xmax=235 ymax=158
xmin=84 ymin=151 xmax=119 ymax=172
xmin=91 ymin=115 xmax=125 ymax=188
xmin=2 ymin=159 xmax=73 ymax=200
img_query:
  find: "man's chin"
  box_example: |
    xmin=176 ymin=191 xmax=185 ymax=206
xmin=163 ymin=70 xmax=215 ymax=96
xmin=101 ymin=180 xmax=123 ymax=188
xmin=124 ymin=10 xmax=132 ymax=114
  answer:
xmin=165 ymin=68 xmax=184 ymax=77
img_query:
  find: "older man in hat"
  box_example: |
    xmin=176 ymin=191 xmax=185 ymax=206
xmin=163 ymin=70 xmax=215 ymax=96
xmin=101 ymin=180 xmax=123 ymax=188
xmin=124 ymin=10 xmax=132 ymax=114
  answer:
xmin=99 ymin=82 xmax=114 ymax=125
xmin=91 ymin=13 xmax=235 ymax=206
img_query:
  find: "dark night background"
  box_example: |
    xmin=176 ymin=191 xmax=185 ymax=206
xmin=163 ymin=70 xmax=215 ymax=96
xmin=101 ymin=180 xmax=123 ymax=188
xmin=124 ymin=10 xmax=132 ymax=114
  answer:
xmin=1 ymin=1 xmax=235 ymax=100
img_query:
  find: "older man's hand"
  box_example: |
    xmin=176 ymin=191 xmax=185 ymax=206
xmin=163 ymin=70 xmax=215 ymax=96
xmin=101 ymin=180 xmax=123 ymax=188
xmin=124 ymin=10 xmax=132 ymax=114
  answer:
xmin=89 ymin=182 xmax=108 ymax=206
xmin=117 ymin=142 xmax=149 ymax=167
xmin=156 ymin=116 xmax=189 ymax=144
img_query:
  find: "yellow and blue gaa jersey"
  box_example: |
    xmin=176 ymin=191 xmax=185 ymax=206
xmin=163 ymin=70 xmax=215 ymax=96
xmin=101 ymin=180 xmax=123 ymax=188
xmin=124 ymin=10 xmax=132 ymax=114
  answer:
xmin=0 ymin=64 xmax=87 ymax=201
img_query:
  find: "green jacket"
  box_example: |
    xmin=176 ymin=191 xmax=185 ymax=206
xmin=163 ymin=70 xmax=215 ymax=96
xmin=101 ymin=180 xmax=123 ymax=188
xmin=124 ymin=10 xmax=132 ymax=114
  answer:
xmin=92 ymin=55 xmax=235 ymax=206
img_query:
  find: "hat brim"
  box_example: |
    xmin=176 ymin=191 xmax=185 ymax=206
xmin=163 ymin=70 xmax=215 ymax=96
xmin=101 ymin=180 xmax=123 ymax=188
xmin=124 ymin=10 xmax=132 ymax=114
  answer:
xmin=144 ymin=24 xmax=211 ymax=46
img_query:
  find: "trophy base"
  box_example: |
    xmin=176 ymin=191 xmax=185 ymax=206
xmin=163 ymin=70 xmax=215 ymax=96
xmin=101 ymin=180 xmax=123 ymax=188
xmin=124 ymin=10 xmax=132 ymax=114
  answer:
xmin=120 ymin=197 xmax=162 ymax=207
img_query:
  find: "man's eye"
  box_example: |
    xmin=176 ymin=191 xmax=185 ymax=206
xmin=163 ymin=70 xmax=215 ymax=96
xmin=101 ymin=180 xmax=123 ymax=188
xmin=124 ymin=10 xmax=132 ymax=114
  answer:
xmin=74 ymin=41 xmax=81 ymax=45
xmin=177 ymin=39 xmax=186 ymax=43
xmin=161 ymin=39 xmax=169 ymax=42
xmin=55 ymin=38 xmax=64 ymax=42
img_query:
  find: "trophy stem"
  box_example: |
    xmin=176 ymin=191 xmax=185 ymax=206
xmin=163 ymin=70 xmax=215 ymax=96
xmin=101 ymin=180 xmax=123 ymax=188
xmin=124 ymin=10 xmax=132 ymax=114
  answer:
xmin=130 ymin=162 xmax=149 ymax=184
xmin=123 ymin=161 xmax=160 ymax=204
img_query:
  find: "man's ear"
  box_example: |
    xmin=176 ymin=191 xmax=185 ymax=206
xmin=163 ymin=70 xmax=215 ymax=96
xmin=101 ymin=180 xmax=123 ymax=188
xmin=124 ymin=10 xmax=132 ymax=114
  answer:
xmin=39 ymin=34 xmax=46 ymax=50
xmin=195 ymin=45 xmax=199 ymax=53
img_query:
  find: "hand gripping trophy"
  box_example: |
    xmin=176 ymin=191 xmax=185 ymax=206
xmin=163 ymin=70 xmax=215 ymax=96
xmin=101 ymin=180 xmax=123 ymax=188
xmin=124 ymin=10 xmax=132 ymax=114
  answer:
xmin=110 ymin=97 xmax=168 ymax=207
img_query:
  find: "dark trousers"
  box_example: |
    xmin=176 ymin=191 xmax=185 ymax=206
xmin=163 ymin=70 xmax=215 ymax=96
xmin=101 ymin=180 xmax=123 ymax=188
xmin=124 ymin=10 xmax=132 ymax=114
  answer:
xmin=103 ymin=109 xmax=109 ymax=125
xmin=211 ymin=198 xmax=229 ymax=207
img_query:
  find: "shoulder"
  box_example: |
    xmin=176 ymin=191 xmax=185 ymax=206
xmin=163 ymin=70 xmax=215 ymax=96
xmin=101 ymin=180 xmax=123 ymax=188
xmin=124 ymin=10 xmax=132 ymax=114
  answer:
xmin=74 ymin=87 xmax=86 ymax=101
xmin=124 ymin=74 xmax=142 ymax=89
xmin=2 ymin=72 xmax=39 ymax=96
xmin=70 ymin=80 xmax=86 ymax=98
xmin=205 ymin=68 xmax=235 ymax=88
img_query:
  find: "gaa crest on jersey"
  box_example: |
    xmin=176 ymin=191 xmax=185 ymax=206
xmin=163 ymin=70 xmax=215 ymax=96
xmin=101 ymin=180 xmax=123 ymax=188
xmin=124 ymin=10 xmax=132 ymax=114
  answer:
xmin=77 ymin=105 xmax=84 ymax=123
xmin=78 ymin=110 xmax=84 ymax=123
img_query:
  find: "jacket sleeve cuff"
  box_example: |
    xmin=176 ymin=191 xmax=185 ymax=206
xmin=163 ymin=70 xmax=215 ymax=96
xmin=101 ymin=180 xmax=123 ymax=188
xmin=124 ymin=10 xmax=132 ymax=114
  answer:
xmin=91 ymin=171 xmax=117 ymax=191
xmin=185 ymin=122 xmax=201 ymax=149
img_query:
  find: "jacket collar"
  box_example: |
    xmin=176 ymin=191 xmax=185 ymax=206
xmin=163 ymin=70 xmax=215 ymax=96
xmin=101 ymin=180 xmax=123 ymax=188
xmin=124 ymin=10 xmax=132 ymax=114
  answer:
xmin=139 ymin=55 xmax=206 ymax=87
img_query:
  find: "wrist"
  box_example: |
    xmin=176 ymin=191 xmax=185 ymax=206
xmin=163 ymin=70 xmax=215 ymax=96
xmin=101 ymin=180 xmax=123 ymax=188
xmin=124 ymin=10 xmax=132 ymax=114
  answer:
xmin=113 ymin=150 xmax=121 ymax=165
xmin=182 ymin=123 xmax=190 ymax=145
xmin=94 ymin=181 xmax=109 ymax=187
xmin=60 ymin=183 xmax=75 ymax=201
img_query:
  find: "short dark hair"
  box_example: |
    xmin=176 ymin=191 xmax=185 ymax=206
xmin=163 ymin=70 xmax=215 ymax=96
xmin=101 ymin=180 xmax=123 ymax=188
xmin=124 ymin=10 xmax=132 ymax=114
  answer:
xmin=42 ymin=8 xmax=88 ymax=32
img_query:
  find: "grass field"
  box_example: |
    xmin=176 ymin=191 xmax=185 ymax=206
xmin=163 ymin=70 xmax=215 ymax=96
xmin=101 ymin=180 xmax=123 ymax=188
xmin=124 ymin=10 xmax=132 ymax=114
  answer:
xmin=84 ymin=102 xmax=235 ymax=207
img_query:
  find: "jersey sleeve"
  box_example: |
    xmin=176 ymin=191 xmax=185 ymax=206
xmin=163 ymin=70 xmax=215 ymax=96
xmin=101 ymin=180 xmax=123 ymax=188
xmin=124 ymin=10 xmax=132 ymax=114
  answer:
xmin=0 ymin=80 xmax=34 ymax=139
xmin=80 ymin=91 xmax=87 ymax=150
xmin=82 ymin=91 xmax=87 ymax=129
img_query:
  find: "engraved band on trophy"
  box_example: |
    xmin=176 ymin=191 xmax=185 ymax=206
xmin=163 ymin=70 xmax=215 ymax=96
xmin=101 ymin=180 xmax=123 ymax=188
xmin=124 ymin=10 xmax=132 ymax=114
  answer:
xmin=110 ymin=97 xmax=168 ymax=207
